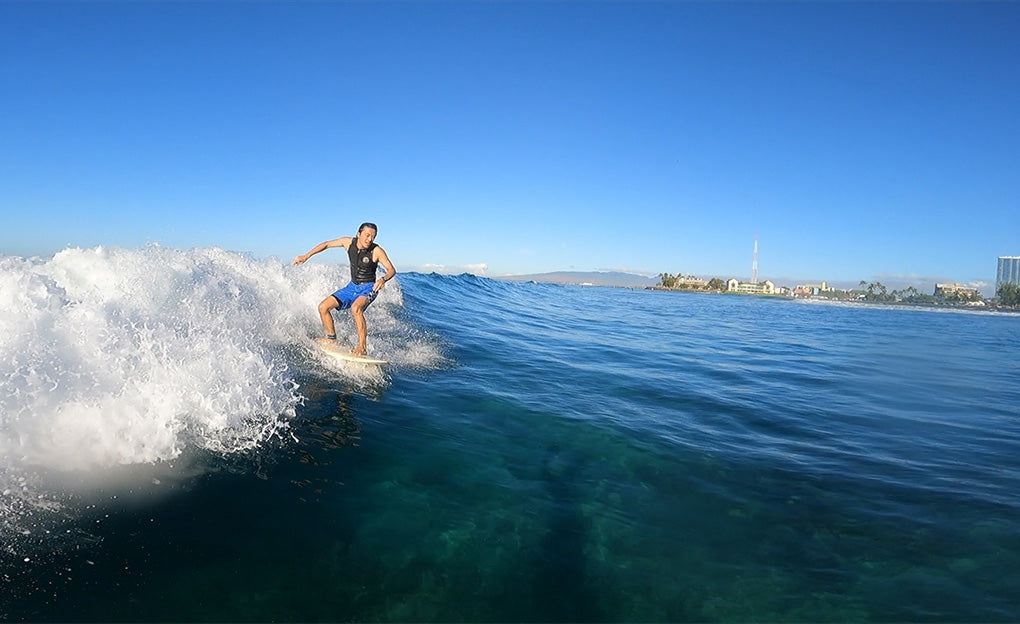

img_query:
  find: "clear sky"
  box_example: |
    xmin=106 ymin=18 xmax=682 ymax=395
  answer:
xmin=2 ymin=1 xmax=1018 ymax=289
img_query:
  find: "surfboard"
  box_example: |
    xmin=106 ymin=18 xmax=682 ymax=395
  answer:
xmin=316 ymin=339 xmax=388 ymax=366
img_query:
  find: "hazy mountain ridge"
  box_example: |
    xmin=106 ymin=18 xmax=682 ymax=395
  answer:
xmin=497 ymin=271 xmax=658 ymax=288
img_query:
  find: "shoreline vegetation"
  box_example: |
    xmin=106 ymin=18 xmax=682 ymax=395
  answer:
xmin=652 ymin=273 xmax=1020 ymax=312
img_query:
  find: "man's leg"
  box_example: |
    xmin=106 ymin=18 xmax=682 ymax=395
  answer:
xmin=318 ymin=296 xmax=340 ymax=338
xmin=350 ymin=296 xmax=370 ymax=355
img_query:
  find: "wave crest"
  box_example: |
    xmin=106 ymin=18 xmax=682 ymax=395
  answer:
xmin=0 ymin=245 xmax=338 ymax=471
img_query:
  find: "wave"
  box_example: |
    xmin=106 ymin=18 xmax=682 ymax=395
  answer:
xmin=0 ymin=245 xmax=435 ymax=536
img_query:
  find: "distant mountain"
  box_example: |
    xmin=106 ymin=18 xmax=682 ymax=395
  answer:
xmin=497 ymin=271 xmax=658 ymax=288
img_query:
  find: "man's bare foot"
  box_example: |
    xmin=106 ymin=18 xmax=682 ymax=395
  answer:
xmin=351 ymin=346 xmax=367 ymax=356
xmin=315 ymin=336 xmax=337 ymax=345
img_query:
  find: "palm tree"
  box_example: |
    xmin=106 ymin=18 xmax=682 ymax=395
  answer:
xmin=997 ymin=282 xmax=1020 ymax=306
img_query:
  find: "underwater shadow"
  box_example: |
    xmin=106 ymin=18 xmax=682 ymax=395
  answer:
xmin=531 ymin=445 xmax=604 ymax=622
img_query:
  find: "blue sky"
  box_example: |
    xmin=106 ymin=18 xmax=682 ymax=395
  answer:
xmin=2 ymin=1 xmax=1018 ymax=289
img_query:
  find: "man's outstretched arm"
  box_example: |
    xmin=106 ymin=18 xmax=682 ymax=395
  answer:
xmin=293 ymin=237 xmax=350 ymax=265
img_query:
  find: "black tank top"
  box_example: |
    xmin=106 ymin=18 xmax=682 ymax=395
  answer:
xmin=348 ymin=241 xmax=379 ymax=284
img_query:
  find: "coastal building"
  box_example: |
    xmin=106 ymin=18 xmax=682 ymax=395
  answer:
xmin=675 ymin=276 xmax=708 ymax=288
xmin=997 ymin=256 xmax=1020 ymax=290
xmin=727 ymin=278 xmax=775 ymax=295
xmin=656 ymin=273 xmax=709 ymax=289
xmin=934 ymin=283 xmax=981 ymax=299
xmin=792 ymin=281 xmax=829 ymax=297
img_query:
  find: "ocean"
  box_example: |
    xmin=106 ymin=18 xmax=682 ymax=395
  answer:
xmin=2 ymin=245 xmax=1018 ymax=622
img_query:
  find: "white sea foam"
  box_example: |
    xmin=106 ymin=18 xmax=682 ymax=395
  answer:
xmin=0 ymin=245 xmax=431 ymax=538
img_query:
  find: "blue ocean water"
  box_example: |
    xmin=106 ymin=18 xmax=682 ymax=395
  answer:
xmin=2 ymin=247 xmax=1019 ymax=622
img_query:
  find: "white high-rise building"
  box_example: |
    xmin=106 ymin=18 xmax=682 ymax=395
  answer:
xmin=997 ymin=256 xmax=1020 ymax=291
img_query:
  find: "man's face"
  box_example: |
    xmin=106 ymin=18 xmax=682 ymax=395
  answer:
xmin=357 ymin=227 xmax=377 ymax=249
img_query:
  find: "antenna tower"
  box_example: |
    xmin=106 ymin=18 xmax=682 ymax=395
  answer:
xmin=751 ymin=234 xmax=759 ymax=284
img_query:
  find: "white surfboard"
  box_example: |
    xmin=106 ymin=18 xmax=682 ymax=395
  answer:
xmin=316 ymin=339 xmax=388 ymax=366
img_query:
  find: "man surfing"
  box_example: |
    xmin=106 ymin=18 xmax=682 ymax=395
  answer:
xmin=292 ymin=222 xmax=397 ymax=356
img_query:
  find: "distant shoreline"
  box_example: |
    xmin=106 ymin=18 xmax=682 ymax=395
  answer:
xmin=793 ymin=296 xmax=1020 ymax=314
xmin=494 ymin=270 xmax=1019 ymax=312
xmin=651 ymin=286 xmax=1020 ymax=314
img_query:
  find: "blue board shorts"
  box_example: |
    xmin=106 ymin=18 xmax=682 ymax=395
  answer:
xmin=331 ymin=281 xmax=378 ymax=309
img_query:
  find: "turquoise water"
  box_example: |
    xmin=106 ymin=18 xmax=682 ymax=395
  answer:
xmin=2 ymin=249 xmax=1019 ymax=621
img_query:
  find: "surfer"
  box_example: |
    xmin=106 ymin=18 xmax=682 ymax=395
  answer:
xmin=292 ymin=222 xmax=397 ymax=356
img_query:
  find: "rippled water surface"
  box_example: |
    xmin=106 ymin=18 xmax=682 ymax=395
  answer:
xmin=2 ymin=249 xmax=1019 ymax=621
